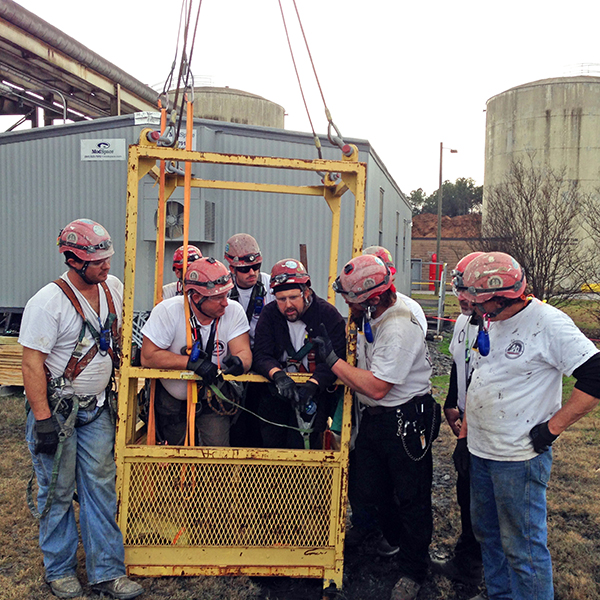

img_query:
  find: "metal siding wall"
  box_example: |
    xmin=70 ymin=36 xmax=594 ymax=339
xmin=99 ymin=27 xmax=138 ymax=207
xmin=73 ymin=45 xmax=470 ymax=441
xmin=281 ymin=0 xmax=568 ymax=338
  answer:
xmin=1 ymin=117 xmax=405 ymax=314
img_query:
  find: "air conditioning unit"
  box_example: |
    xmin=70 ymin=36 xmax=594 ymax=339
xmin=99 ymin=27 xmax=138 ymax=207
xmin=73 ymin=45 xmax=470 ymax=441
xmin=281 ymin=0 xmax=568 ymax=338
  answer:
xmin=142 ymin=182 xmax=215 ymax=243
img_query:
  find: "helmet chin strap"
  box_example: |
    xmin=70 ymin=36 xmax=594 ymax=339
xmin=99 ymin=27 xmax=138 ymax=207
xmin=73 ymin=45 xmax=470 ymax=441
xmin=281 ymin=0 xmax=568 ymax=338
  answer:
xmin=67 ymin=259 xmax=94 ymax=284
xmin=191 ymin=294 xmax=213 ymax=319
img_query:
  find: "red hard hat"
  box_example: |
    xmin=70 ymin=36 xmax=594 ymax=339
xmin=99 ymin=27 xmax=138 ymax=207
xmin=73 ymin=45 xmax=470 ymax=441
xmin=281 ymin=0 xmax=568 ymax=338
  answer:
xmin=270 ymin=259 xmax=310 ymax=290
xmin=173 ymin=245 xmax=202 ymax=270
xmin=452 ymin=252 xmax=484 ymax=299
xmin=363 ymin=245 xmax=396 ymax=275
xmin=224 ymin=233 xmax=262 ymax=267
xmin=462 ymin=252 xmax=527 ymax=303
xmin=184 ymin=257 xmax=234 ymax=297
xmin=334 ymin=254 xmax=392 ymax=304
xmin=58 ymin=219 xmax=114 ymax=261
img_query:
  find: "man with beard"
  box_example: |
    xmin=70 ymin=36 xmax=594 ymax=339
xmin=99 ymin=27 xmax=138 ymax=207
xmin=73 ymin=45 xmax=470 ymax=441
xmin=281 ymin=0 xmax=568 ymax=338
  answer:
xmin=311 ymin=254 xmax=437 ymax=600
xmin=252 ymin=259 xmax=345 ymax=449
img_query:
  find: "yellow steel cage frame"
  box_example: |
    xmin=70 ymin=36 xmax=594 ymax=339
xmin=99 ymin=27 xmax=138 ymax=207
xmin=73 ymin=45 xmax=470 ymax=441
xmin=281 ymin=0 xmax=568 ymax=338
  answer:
xmin=115 ymin=130 xmax=366 ymax=595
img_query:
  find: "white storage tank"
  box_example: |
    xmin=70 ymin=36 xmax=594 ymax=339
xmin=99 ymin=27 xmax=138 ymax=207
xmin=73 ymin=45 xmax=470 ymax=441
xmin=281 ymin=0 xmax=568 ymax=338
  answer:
xmin=168 ymin=87 xmax=285 ymax=128
xmin=484 ymin=76 xmax=600 ymax=197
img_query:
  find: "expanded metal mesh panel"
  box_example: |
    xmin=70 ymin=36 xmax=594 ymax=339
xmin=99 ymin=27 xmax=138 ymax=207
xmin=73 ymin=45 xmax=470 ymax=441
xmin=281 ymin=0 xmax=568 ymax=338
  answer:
xmin=125 ymin=461 xmax=335 ymax=547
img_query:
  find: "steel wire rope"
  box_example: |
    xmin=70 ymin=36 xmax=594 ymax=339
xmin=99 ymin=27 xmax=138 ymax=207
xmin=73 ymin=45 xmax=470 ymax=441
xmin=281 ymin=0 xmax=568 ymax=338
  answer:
xmin=277 ymin=0 xmax=322 ymax=159
xmin=290 ymin=0 xmax=350 ymax=154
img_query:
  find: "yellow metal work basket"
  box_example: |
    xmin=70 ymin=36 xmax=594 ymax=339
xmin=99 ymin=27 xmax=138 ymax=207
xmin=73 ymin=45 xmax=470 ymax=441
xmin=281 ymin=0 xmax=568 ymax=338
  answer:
xmin=115 ymin=131 xmax=366 ymax=595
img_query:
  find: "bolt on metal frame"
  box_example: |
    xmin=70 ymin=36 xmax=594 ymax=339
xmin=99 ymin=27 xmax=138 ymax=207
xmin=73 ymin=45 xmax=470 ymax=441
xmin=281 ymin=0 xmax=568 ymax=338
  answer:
xmin=115 ymin=128 xmax=366 ymax=594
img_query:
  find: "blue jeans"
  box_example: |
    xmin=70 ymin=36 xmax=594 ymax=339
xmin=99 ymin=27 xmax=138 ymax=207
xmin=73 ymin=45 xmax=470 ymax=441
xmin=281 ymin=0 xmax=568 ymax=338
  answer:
xmin=470 ymin=452 xmax=554 ymax=600
xmin=26 ymin=406 xmax=126 ymax=585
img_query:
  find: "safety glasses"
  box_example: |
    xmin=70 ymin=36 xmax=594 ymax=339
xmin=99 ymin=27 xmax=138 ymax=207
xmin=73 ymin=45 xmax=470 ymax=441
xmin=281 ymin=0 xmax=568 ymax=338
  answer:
xmin=189 ymin=273 xmax=232 ymax=289
xmin=271 ymin=272 xmax=301 ymax=285
xmin=60 ymin=238 xmax=113 ymax=253
xmin=332 ymin=275 xmax=389 ymax=302
xmin=225 ymin=252 xmax=261 ymax=264
xmin=236 ymin=263 xmax=261 ymax=274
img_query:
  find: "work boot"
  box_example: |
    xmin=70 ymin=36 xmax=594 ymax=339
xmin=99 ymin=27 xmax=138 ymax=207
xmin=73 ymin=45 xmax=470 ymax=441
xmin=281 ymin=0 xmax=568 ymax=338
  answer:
xmin=48 ymin=576 xmax=83 ymax=599
xmin=430 ymin=556 xmax=483 ymax=585
xmin=344 ymin=525 xmax=378 ymax=548
xmin=390 ymin=576 xmax=421 ymax=600
xmin=377 ymin=536 xmax=400 ymax=557
xmin=92 ymin=576 xmax=144 ymax=599
xmin=468 ymin=594 xmax=488 ymax=600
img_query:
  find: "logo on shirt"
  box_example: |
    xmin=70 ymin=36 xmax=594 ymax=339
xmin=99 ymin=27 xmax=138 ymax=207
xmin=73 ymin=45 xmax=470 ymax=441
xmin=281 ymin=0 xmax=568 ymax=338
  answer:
xmin=214 ymin=339 xmax=226 ymax=357
xmin=505 ymin=340 xmax=525 ymax=359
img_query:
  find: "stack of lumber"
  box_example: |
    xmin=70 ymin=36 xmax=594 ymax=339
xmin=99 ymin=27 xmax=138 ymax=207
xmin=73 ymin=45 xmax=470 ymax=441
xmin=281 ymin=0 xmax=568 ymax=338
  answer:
xmin=0 ymin=337 xmax=23 ymax=386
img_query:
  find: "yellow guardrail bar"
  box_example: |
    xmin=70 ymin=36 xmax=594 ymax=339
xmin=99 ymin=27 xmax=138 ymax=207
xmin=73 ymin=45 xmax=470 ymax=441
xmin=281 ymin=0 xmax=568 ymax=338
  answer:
xmin=115 ymin=132 xmax=366 ymax=596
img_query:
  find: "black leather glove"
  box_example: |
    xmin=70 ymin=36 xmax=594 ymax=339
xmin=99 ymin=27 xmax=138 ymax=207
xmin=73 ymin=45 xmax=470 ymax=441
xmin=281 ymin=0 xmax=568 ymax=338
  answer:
xmin=272 ymin=370 xmax=299 ymax=403
xmin=297 ymin=381 xmax=319 ymax=413
xmin=310 ymin=323 xmax=340 ymax=369
xmin=222 ymin=355 xmax=244 ymax=376
xmin=187 ymin=352 xmax=219 ymax=386
xmin=452 ymin=437 xmax=470 ymax=479
xmin=530 ymin=420 xmax=559 ymax=453
xmin=34 ymin=415 xmax=61 ymax=455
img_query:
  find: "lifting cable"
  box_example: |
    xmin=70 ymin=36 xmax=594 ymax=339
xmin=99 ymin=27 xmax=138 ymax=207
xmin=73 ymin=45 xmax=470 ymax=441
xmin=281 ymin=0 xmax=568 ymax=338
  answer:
xmin=278 ymin=0 xmax=352 ymax=157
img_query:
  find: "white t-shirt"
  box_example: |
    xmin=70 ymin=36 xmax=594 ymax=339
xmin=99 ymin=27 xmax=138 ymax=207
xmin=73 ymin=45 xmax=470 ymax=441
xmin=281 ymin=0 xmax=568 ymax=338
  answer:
xmin=356 ymin=297 xmax=432 ymax=407
xmin=448 ymin=313 xmax=480 ymax=412
xmin=230 ymin=272 xmax=275 ymax=343
xmin=467 ymin=299 xmax=598 ymax=461
xmin=397 ymin=292 xmax=428 ymax=336
xmin=284 ymin=319 xmax=310 ymax=372
xmin=19 ymin=272 xmax=123 ymax=406
xmin=162 ymin=281 xmax=180 ymax=300
xmin=142 ymin=296 xmax=250 ymax=400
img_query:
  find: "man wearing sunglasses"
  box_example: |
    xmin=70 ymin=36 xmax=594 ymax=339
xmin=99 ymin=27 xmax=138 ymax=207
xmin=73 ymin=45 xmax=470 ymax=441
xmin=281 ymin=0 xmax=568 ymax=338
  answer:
xmin=20 ymin=219 xmax=143 ymax=599
xmin=141 ymin=257 xmax=251 ymax=447
xmin=253 ymin=259 xmax=346 ymax=449
xmin=223 ymin=234 xmax=275 ymax=446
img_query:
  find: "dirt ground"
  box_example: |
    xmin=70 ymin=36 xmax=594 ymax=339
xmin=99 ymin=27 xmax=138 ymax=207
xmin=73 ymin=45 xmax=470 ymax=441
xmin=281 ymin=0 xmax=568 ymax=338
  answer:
xmin=1 ymin=341 xmax=599 ymax=600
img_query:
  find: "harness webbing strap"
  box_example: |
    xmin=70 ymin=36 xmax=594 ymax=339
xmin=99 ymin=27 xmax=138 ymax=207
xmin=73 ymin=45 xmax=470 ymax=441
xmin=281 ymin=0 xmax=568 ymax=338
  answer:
xmin=49 ymin=279 xmax=120 ymax=382
xmin=229 ymin=279 xmax=267 ymax=324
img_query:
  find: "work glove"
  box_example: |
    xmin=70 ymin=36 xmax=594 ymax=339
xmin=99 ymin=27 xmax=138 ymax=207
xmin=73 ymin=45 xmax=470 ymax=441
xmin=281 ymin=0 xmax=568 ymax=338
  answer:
xmin=529 ymin=420 xmax=559 ymax=453
xmin=187 ymin=352 xmax=219 ymax=386
xmin=34 ymin=415 xmax=61 ymax=455
xmin=310 ymin=323 xmax=340 ymax=369
xmin=222 ymin=355 xmax=245 ymax=377
xmin=452 ymin=437 xmax=470 ymax=479
xmin=272 ymin=370 xmax=299 ymax=404
xmin=297 ymin=381 xmax=319 ymax=414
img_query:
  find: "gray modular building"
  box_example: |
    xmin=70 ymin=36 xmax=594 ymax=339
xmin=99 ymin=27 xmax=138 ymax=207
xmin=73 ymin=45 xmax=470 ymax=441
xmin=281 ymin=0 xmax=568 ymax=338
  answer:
xmin=0 ymin=113 xmax=412 ymax=316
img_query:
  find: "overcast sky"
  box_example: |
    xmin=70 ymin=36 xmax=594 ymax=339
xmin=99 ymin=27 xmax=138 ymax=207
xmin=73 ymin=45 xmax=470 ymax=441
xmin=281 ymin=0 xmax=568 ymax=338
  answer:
xmin=5 ymin=0 xmax=600 ymax=195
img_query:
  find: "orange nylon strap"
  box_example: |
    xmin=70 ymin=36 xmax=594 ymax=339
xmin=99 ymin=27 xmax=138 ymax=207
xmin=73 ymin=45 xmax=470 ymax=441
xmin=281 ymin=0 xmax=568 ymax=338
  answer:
xmin=183 ymin=93 xmax=197 ymax=447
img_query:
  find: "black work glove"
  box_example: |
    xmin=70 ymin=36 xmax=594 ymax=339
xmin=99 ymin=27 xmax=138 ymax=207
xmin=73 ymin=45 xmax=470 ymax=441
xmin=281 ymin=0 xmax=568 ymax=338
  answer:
xmin=222 ymin=355 xmax=244 ymax=376
xmin=297 ymin=381 xmax=319 ymax=413
xmin=34 ymin=415 xmax=61 ymax=455
xmin=310 ymin=323 xmax=340 ymax=369
xmin=187 ymin=352 xmax=219 ymax=386
xmin=272 ymin=370 xmax=299 ymax=404
xmin=452 ymin=437 xmax=470 ymax=479
xmin=529 ymin=420 xmax=559 ymax=454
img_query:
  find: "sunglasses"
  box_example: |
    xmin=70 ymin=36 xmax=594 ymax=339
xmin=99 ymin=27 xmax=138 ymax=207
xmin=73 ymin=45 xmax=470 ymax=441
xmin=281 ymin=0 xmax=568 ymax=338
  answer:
xmin=236 ymin=263 xmax=261 ymax=273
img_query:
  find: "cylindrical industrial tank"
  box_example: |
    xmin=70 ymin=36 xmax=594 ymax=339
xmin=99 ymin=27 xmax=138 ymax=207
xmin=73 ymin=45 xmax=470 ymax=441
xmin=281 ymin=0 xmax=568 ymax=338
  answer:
xmin=168 ymin=87 xmax=285 ymax=128
xmin=484 ymin=76 xmax=600 ymax=196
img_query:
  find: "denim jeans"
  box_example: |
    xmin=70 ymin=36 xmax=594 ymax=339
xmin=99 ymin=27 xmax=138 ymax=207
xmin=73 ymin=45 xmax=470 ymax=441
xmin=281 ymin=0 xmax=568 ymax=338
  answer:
xmin=26 ymin=406 xmax=126 ymax=585
xmin=470 ymin=452 xmax=554 ymax=600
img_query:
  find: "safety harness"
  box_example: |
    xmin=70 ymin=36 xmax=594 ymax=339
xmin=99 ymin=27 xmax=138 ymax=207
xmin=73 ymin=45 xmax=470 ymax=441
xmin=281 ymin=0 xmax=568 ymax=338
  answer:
xmin=27 ymin=278 xmax=120 ymax=520
xmin=229 ymin=279 xmax=266 ymax=324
